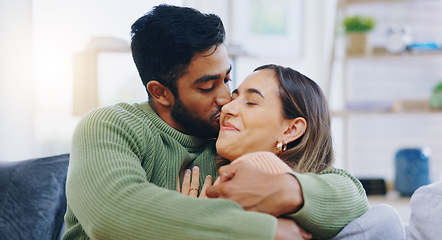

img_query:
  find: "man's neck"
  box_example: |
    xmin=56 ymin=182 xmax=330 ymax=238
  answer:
xmin=149 ymin=101 xmax=189 ymax=135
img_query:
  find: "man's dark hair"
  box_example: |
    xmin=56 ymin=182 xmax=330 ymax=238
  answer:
xmin=131 ymin=4 xmax=226 ymax=97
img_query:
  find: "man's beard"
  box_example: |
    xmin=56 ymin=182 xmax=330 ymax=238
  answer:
xmin=171 ymin=97 xmax=220 ymax=139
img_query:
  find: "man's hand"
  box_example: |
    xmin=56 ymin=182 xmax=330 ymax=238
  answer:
xmin=206 ymin=162 xmax=304 ymax=217
xmin=275 ymin=218 xmax=312 ymax=240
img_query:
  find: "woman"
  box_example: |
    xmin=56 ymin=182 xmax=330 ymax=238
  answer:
xmin=180 ymin=64 xmax=369 ymax=239
xmin=216 ymin=64 xmax=332 ymax=173
xmin=182 ymin=64 xmax=333 ymax=185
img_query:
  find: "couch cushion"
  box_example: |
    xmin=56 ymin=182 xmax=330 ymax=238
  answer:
xmin=0 ymin=154 xmax=69 ymax=240
xmin=330 ymin=204 xmax=406 ymax=240
xmin=408 ymin=181 xmax=442 ymax=240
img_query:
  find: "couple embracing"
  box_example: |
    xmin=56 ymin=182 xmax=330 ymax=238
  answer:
xmin=63 ymin=4 xmax=369 ymax=240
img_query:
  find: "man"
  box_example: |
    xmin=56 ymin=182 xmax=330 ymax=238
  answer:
xmin=63 ymin=4 xmax=367 ymax=240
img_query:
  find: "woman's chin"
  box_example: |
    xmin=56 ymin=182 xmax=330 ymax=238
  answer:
xmin=217 ymin=151 xmax=234 ymax=162
xmin=216 ymin=139 xmax=241 ymax=161
xmin=216 ymin=147 xmax=235 ymax=162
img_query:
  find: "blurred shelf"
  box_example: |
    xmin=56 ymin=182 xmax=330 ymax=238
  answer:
xmin=332 ymin=109 xmax=442 ymax=117
xmin=346 ymin=50 xmax=442 ymax=59
xmin=332 ymin=100 xmax=442 ymax=116
xmin=332 ymin=49 xmax=442 ymax=62
xmin=343 ymin=0 xmax=436 ymax=4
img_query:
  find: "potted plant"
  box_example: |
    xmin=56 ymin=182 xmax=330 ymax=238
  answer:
xmin=430 ymin=81 xmax=442 ymax=109
xmin=343 ymin=15 xmax=376 ymax=55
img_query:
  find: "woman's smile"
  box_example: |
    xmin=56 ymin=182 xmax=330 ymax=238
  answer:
xmin=220 ymin=122 xmax=239 ymax=131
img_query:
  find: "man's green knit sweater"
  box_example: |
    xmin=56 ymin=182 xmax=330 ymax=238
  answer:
xmin=63 ymin=102 xmax=368 ymax=240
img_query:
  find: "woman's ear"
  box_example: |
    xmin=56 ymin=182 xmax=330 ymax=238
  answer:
xmin=146 ymin=81 xmax=174 ymax=107
xmin=284 ymin=117 xmax=307 ymax=144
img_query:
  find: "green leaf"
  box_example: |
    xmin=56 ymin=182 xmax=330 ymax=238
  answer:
xmin=343 ymin=15 xmax=376 ymax=33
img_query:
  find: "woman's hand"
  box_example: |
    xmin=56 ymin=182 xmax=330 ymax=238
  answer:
xmin=177 ymin=166 xmax=213 ymax=198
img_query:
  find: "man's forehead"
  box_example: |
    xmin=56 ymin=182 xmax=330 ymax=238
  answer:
xmin=191 ymin=63 xmax=232 ymax=85
xmin=178 ymin=44 xmax=231 ymax=84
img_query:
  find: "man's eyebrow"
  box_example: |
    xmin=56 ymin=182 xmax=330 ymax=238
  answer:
xmin=231 ymin=88 xmax=264 ymax=98
xmin=193 ymin=64 xmax=232 ymax=85
xmin=193 ymin=74 xmax=220 ymax=85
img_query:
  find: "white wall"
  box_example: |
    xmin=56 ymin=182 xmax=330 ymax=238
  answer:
xmin=0 ymin=0 xmax=184 ymax=162
xmin=0 ymin=0 xmax=35 ymax=161
xmin=31 ymin=0 xmax=172 ymax=160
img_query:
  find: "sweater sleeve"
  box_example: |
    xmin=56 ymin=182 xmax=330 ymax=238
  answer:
xmin=229 ymin=152 xmax=369 ymax=240
xmin=231 ymin=151 xmax=293 ymax=174
xmin=65 ymin=107 xmax=277 ymax=240
xmin=287 ymin=169 xmax=369 ymax=239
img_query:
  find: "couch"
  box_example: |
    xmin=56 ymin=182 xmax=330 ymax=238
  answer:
xmin=0 ymin=153 xmax=410 ymax=240
xmin=407 ymin=181 xmax=442 ymax=240
xmin=0 ymin=154 xmax=69 ymax=240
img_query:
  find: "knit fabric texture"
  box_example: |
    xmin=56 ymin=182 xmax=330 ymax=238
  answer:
xmin=232 ymin=151 xmax=293 ymax=174
xmin=228 ymin=151 xmax=369 ymax=239
xmin=63 ymin=102 xmax=368 ymax=240
xmin=63 ymin=102 xmax=276 ymax=240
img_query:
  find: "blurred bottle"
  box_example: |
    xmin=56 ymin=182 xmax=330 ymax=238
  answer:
xmin=395 ymin=148 xmax=431 ymax=196
xmin=386 ymin=25 xmax=412 ymax=54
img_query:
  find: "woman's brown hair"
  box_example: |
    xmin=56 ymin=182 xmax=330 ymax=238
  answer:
xmin=254 ymin=64 xmax=334 ymax=173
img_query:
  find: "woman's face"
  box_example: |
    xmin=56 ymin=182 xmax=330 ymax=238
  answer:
xmin=216 ymin=69 xmax=292 ymax=161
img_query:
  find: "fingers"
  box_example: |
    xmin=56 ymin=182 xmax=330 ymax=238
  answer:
xmin=180 ymin=166 xmax=215 ymax=198
xmin=181 ymin=169 xmax=192 ymax=195
xmin=300 ymin=228 xmax=313 ymax=240
xmin=199 ymin=175 xmax=213 ymax=198
xmin=217 ymin=162 xmax=242 ymax=183
xmin=275 ymin=218 xmax=312 ymax=240
xmin=176 ymin=176 xmax=181 ymax=192
xmin=205 ymin=164 xmax=239 ymax=198
xmin=206 ymin=162 xmax=252 ymax=198
xmin=205 ymin=184 xmax=218 ymax=198
xmin=188 ymin=166 xmax=200 ymax=197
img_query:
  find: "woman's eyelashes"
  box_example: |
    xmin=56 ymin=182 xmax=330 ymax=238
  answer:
xmin=230 ymin=93 xmax=258 ymax=106
xmin=245 ymin=96 xmax=260 ymax=106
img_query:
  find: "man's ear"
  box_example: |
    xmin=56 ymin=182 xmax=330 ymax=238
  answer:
xmin=284 ymin=117 xmax=307 ymax=144
xmin=146 ymin=81 xmax=174 ymax=107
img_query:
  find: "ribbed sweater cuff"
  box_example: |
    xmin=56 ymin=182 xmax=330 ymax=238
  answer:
xmin=286 ymin=172 xmax=341 ymax=239
xmin=286 ymin=171 xmax=368 ymax=239
xmin=233 ymin=151 xmax=292 ymax=174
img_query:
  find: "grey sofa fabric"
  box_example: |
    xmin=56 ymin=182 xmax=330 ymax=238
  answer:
xmin=0 ymin=154 xmax=69 ymax=240
xmin=331 ymin=204 xmax=406 ymax=240
xmin=407 ymin=181 xmax=442 ymax=240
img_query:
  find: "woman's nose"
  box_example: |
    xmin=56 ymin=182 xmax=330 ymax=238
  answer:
xmin=221 ymin=100 xmax=237 ymax=116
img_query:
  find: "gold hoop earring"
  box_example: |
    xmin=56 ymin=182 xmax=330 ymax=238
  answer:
xmin=276 ymin=140 xmax=287 ymax=154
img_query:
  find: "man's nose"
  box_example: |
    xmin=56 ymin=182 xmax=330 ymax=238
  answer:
xmin=215 ymin=84 xmax=231 ymax=107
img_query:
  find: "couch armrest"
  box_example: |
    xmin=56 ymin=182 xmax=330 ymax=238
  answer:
xmin=0 ymin=154 xmax=70 ymax=240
